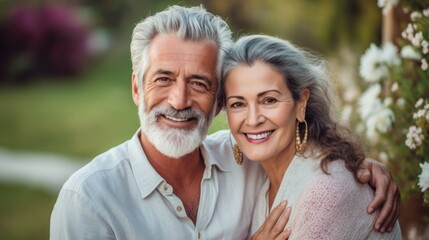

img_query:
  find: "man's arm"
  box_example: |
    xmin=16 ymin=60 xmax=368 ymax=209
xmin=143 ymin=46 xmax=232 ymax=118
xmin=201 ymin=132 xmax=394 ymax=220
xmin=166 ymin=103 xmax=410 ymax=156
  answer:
xmin=50 ymin=189 xmax=114 ymax=239
xmin=356 ymin=158 xmax=400 ymax=233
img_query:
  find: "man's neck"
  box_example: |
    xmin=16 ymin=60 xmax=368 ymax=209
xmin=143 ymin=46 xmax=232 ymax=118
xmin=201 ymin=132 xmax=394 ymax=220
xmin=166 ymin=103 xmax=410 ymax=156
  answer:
xmin=139 ymin=132 xmax=205 ymax=224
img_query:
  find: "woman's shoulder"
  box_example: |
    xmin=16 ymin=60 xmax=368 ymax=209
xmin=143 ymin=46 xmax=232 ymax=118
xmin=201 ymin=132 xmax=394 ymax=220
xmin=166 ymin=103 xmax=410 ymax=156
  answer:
xmin=288 ymin=157 xmax=374 ymax=211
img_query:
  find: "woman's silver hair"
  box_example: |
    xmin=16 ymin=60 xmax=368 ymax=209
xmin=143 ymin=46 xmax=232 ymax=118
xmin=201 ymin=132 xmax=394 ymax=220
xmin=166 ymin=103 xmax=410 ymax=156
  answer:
xmin=222 ymin=35 xmax=364 ymax=175
xmin=130 ymin=5 xmax=233 ymax=97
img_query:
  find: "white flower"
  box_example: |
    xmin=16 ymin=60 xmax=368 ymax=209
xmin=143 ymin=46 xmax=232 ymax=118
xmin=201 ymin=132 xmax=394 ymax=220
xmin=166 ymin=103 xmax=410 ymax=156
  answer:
xmin=382 ymin=42 xmax=401 ymax=66
xmin=397 ymin=98 xmax=405 ymax=107
xmin=378 ymin=0 xmax=400 ymax=15
xmin=372 ymin=104 xmax=395 ymax=133
xmin=360 ymin=44 xmax=388 ymax=82
xmin=412 ymin=32 xmax=424 ymax=47
xmin=424 ymin=8 xmax=429 ymax=17
xmin=415 ymin=98 xmax=424 ymax=108
xmin=359 ymin=43 xmax=400 ymax=82
xmin=405 ymin=126 xmax=425 ymax=149
xmin=418 ymin=162 xmax=429 ymax=192
xmin=422 ymin=59 xmax=428 ymax=71
xmin=410 ymin=11 xmax=422 ymax=21
xmin=422 ymin=40 xmax=429 ymax=54
xmin=361 ymin=99 xmax=394 ymax=138
xmin=384 ymin=97 xmax=393 ymax=107
xmin=413 ymin=109 xmax=426 ymax=119
xmin=358 ymin=84 xmax=382 ymax=119
xmin=391 ymin=82 xmax=398 ymax=92
xmin=400 ymin=45 xmax=421 ymax=60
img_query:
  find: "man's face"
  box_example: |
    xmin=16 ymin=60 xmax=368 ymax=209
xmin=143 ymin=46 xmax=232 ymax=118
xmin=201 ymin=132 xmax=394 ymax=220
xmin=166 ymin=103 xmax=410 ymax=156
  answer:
xmin=133 ymin=34 xmax=219 ymax=158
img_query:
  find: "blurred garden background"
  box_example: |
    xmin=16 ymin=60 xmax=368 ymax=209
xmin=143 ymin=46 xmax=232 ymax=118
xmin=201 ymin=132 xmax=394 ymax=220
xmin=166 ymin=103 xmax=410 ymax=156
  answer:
xmin=0 ymin=0 xmax=428 ymax=239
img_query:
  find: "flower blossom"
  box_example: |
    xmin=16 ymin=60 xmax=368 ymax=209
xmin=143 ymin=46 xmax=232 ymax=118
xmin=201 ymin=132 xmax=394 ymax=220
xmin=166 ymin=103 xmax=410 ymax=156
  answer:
xmin=418 ymin=162 xmax=429 ymax=192
xmin=415 ymin=98 xmax=424 ymax=108
xmin=422 ymin=40 xmax=428 ymax=54
xmin=424 ymin=8 xmax=429 ymax=17
xmin=405 ymin=126 xmax=425 ymax=149
xmin=358 ymin=84 xmax=394 ymax=138
xmin=358 ymin=84 xmax=382 ymax=119
xmin=360 ymin=44 xmax=387 ymax=82
xmin=377 ymin=0 xmax=400 ymax=15
xmin=391 ymin=82 xmax=398 ymax=92
xmin=422 ymin=59 xmax=428 ymax=71
xmin=400 ymin=45 xmax=421 ymax=60
xmin=410 ymin=11 xmax=422 ymax=21
xmin=359 ymin=43 xmax=400 ymax=82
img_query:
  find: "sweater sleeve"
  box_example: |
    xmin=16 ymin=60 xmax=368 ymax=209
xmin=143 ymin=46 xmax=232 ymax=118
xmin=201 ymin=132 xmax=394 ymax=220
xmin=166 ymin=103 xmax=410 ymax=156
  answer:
xmin=288 ymin=164 xmax=376 ymax=240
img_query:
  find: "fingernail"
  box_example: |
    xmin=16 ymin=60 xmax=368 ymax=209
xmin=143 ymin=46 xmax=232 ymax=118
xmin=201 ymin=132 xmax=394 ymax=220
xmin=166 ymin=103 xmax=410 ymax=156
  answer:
xmin=368 ymin=207 xmax=374 ymax=213
xmin=375 ymin=224 xmax=380 ymax=230
xmin=380 ymin=228 xmax=385 ymax=233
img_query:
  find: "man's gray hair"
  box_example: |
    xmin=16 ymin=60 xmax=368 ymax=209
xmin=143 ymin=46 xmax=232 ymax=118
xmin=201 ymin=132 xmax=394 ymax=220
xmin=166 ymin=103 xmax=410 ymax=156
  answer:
xmin=130 ymin=5 xmax=233 ymax=96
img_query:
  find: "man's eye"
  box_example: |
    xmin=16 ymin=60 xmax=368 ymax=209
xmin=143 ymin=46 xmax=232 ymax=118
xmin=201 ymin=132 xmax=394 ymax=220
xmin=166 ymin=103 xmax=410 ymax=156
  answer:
xmin=155 ymin=77 xmax=171 ymax=85
xmin=191 ymin=81 xmax=209 ymax=90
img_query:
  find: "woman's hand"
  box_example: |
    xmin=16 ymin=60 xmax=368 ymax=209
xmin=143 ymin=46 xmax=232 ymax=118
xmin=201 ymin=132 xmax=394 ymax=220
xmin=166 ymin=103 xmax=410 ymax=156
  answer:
xmin=250 ymin=201 xmax=291 ymax=240
xmin=356 ymin=158 xmax=400 ymax=233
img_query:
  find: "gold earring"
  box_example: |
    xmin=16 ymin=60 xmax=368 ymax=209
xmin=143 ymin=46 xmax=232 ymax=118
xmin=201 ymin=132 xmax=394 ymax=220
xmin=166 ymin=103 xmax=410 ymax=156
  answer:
xmin=295 ymin=120 xmax=308 ymax=154
xmin=232 ymin=144 xmax=243 ymax=165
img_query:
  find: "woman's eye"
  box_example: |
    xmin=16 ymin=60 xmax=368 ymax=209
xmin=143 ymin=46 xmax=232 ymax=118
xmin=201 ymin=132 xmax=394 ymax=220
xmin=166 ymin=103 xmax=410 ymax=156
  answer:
xmin=263 ymin=97 xmax=277 ymax=104
xmin=229 ymin=102 xmax=244 ymax=108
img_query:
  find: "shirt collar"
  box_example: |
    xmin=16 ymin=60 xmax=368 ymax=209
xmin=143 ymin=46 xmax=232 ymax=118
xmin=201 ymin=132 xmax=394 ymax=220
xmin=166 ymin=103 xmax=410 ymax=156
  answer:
xmin=128 ymin=129 xmax=229 ymax=199
xmin=200 ymin=138 xmax=230 ymax=176
xmin=128 ymin=129 xmax=164 ymax=199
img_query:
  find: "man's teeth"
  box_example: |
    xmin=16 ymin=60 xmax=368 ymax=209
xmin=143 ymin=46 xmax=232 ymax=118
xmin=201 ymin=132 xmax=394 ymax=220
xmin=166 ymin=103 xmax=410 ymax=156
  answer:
xmin=246 ymin=131 xmax=272 ymax=140
xmin=165 ymin=116 xmax=189 ymax=122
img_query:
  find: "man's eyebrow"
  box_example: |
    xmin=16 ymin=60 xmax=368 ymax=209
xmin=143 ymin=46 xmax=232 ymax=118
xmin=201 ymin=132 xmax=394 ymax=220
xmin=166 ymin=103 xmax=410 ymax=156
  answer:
xmin=152 ymin=69 xmax=174 ymax=76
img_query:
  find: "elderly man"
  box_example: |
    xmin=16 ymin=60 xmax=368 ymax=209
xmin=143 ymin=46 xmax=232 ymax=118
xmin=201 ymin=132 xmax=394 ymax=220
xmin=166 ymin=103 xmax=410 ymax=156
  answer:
xmin=50 ymin=5 xmax=399 ymax=239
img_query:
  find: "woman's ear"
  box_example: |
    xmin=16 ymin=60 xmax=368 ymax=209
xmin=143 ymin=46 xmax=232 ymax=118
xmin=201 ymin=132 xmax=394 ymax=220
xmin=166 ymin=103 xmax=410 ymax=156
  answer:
xmin=297 ymin=88 xmax=310 ymax=121
xmin=132 ymin=73 xmax=140 ymax=107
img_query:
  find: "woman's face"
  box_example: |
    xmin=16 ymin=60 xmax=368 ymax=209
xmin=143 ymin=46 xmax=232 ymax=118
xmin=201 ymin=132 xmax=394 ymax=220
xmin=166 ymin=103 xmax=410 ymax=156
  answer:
xmin=225 ymin=61 xmax=308 ymax=163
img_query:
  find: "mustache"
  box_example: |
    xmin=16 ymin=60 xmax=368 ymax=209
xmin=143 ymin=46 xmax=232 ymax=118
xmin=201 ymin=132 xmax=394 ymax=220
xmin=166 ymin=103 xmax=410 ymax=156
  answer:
xmin=152 ymin=106 xmax=204 ymax=120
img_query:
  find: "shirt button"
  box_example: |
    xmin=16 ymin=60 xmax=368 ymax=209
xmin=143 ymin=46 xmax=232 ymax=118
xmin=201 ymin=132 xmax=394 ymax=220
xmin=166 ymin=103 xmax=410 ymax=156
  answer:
xmin=163 ymin=185 xmax=169 ymax=192
xmin=176 ymin=206 xmax=183 ymax=212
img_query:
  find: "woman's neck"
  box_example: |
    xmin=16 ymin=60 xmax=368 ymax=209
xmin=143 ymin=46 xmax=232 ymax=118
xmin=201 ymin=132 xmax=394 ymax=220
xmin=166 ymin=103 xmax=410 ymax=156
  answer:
xmin=260 ymin=152 xmax=296 ymax=209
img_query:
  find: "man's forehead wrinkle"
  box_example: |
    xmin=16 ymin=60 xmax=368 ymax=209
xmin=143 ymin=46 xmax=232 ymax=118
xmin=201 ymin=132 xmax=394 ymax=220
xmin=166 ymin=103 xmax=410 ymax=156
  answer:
xmin=154 ymin=52 xmax=207 ymax=61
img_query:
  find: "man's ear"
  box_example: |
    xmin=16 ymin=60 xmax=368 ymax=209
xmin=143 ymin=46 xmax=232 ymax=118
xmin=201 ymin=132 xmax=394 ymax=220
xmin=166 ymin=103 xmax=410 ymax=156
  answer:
xmin=132 ymin=73 xmax=140 ymax=107
xmin=298 ymin=88 xmax=310 ymax=121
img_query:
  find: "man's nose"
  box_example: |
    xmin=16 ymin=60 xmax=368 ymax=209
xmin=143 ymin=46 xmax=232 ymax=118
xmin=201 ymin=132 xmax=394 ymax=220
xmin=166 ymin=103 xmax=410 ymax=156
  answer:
xmin=168 ymin=80 xmax=192 ymax=110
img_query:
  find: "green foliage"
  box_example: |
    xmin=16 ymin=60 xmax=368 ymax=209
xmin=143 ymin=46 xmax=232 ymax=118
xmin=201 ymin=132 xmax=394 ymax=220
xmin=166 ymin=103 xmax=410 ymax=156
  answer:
xmin=0 ymin=183 xmax=56 ymax=240
xmin=357 ymin=1 xmax=429 ymax=203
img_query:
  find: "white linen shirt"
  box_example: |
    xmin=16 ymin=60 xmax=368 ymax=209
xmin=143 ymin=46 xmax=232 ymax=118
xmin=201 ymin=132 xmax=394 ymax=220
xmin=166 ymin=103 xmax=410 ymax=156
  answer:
xmin=50 ymin=129 xmax=266 ymax=240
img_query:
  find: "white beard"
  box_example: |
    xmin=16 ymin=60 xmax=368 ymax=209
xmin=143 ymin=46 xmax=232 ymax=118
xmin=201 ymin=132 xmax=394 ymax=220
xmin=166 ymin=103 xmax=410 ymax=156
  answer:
xmin=138 ymin=100 xmax=215 ymax=158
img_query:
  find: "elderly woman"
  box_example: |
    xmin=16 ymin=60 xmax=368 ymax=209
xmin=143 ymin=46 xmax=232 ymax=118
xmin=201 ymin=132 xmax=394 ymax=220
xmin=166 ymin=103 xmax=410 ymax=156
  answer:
xmin=221 ymin=35 xmax=402 ymax=239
